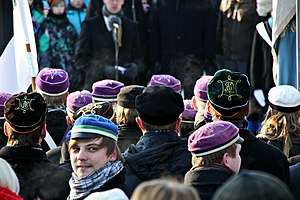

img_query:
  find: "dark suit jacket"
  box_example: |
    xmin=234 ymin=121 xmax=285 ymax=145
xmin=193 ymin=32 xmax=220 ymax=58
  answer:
xmin=75 ymin=13 xmax=144 ymax=89
xmin=0 ymin=146 xmax=71 ymax=200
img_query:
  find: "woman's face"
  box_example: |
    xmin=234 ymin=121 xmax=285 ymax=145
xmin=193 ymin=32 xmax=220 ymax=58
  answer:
xmin=52 ymin=1 xmax=65 ymax=15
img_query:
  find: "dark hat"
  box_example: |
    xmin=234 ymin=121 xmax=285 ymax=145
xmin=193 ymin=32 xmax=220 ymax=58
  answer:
xmin=208 ymin=69 xmax=250 ymax=117
xmin=194 ymin=75 xmax=213 ymax=101
xmin=92 ymin=79 xmax=124 ymax=102
xmin=36 ymin=68 xmax=70 ymax=96
xmin=71 ymin=114 xmax=118 ymax=141
xmin=135 ymin=86 xmax=184 ymax=126
xmin=0 ymin=92 xmax=12 ymax=118
xmin=73 ymin=102 xmax=114 ymax=121
xmin=117 ymin=85 xmax=145 ymax=109
xmin=149 ymin=74 xmax=181 ymax=93
xmin=188 ymin=121 xmax=243 ymax=156
xmin=180 ymin=100 xmax=197 ymax=123
xmin=212 ymin=170 xmax=294 ymax=200
xmin=67 ymin=90 xmax=93 ymax=113
xmin=268 ymin=85 xmax=300 ymax=113
xmin=4 ymin=92 xmax=47 ymax=134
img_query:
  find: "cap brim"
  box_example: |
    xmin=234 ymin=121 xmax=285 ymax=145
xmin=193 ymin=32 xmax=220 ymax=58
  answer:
xmin=70 ymin=132 xmax=102 ymax=139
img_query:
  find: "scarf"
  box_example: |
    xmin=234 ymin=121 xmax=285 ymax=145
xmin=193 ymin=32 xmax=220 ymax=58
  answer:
xmin=102 ymin=5 xmax=123 ymax=47
xmin=68 ymin=161 xmax=124 ymax=200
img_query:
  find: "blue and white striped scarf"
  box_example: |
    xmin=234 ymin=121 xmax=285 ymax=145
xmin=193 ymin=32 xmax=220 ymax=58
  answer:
xmin=68 ymin=161 xmax=123 ymax=200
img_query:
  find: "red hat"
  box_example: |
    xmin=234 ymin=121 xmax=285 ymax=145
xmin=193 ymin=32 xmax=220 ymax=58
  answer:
xmin=0 ymin=186 xmax=23 ymax=200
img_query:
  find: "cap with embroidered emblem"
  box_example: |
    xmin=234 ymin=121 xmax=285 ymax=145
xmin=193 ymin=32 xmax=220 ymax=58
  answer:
xmin=149 ymin=74 xmax=181 ymax=93
xmin=35 ymin=68 xmax=70 ymax=96
xmin=67 ymin=90 xmax=93 ymax=113
xmin=188 ymin=120 xmax=243 ymax=157
xmin=71 ymin=114 xmax=118 ymax=141
xmin=4 ymin=92 xmax=47 ymax=134
xmin=208 ymin=69 xmax=250 ymax=117
xmin=92 ymin=79 xmax=124 ymax=102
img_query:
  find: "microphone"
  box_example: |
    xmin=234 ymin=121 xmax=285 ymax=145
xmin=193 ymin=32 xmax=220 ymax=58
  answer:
xmin=108 ymin=15 xmax=122 ymax=31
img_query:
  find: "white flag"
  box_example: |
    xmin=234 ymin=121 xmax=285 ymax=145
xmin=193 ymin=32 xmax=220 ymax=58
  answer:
xmin=0 ymin=0 xmax=39 ymax=93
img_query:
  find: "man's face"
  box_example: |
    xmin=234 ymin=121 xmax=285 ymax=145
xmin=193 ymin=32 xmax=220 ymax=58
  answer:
xmin=103 ymin=0 xmax=124 ymax=14
xmin=227 ymin=144 xmax=242 ymax=174
xmin=52 ymin=1 xmax=65 ymax=15
xmin=70 ymin=138 xmax=113 ymax=178
xmin=70 ymin=0 xmax=84 ymax=9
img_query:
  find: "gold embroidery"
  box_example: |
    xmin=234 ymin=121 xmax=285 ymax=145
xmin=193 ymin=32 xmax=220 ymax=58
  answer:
xmin=15 ymin=96 xmax=34 ymax=114
xmin=217 ymin=75 xmax=242 ymax=101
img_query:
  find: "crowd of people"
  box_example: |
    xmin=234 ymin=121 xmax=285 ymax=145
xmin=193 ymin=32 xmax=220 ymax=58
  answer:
xmin=0 ymin=0 xmax=300 ymax=200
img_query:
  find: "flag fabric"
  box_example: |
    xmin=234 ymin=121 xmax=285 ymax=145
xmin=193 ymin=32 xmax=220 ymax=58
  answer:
xmin=0 ymin=0 xmax=39 ymax=93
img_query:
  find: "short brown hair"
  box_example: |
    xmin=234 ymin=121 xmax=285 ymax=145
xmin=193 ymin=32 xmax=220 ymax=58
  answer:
xmin=192 ymin=143 xmax=238 ymax=167
xmin=6 ymin=124 xmax=44 ymax=147
xmin=39 ymin=93 xmax=68 ymax=105
xmin=141 ymin=119 xmax=177 ymax=131
xmin=68 ymin=137 xmax=123 ymax=162
xmin=116 ymin=105 xmax=138 ymax=125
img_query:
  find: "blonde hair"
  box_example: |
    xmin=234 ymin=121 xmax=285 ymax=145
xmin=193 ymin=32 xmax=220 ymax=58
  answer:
xmin=0 ymin=158 xmax=20 ymax=194
xmin=131 ymin=179 xmax=200 ymax=200
xmin=38 ymin=92 xmax=68 ymax=105
xmin=258 ymin=107 xmax=300 ymax=157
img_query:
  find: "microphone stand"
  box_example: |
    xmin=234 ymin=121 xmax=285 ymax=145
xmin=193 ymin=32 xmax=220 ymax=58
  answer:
xmin=112 ymin=25 xmax=119 ymax=81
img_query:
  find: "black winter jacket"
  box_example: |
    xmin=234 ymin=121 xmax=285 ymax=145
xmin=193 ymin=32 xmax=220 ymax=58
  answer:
xmin=123 ymin=130 xmax=192 ymax=196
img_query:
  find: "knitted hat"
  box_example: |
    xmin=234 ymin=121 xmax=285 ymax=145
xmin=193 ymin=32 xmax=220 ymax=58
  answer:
xmin=0 ymin=92 xmax=12 ymax=119
xmin=268 ymin=85 xmax=300 ymax=113
xmin=256 ymin=0 xmax=272 ymax=17
xmin=67 ymin=90 xmax=93 ymax=113
xmin=188 ymin=121 xmax=243 ymax=157
xmin=193 ymin=75 xmax=213 ymax=101
xmin=180 ymin=100 xmax=197 ymax=123
xmin=212 ymin=170 xmax=294 ymax=200
xmin=36 ymin=68 xmax=70 ymax=96
xmin=73 ymin=102 xmax=114 ymax=121
xmin=149 ymin=74 xmax=181 ymax=93
xmin=208 ymin=69 xmax=250 ymax=117
xmin=4 ymin=92 xmax=47 ymax=134
xmin=92 ymin=79 xmax=124 ymax=102
xmin=136 ymin=86 xmax=184 ymax=126
xmin=117 ymin=85 xmax=145 ymax=109
xmin=71 ymin=114 xmax=118 ymax=141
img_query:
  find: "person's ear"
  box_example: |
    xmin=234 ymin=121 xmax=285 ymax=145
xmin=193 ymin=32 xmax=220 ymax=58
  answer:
xmin=136 ymin=117 xmax=145 ymax=131
xmin=207 ymin=101 xmax=213 ymax=113
xmin=175 ymin=117 xmax=182 ymax=132
xmin=4 ymin=122 xmax=9 ymax=136
xmin=222 ymin=152 xmax=230 ymax=168
xmin=66 ymin=115 xmax=73 ymax=126
xmin=40 ymin=124 xmax=47 ymax=139
xmin=109 ymin=148 xmax=118 ymax=162
xmin=192 ymin=96 xmax=198 ymax=110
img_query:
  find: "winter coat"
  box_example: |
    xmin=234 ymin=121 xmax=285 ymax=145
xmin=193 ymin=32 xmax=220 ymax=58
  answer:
xmin=0 ymin=146 xmax=71 ymax=200
xmin=75 ymin=13 xmax=144 ymax=89
xmin=289 ymin=162 xmax=300 ymax=198
xmin=237 ymin=128 xmax=290 ymax=186
xmin=123 ymin=130 xmax=192 ymax=196
xmin=66 ymin=4 xmax=87 ymax=35
xmin=117 ymin=124 xmax=143 ymax=153
xmin=184 ymin=164 xmax=235 ymax=200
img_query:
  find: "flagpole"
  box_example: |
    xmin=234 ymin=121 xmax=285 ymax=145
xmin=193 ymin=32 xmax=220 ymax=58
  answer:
xmin=18 ymin=0 xmax=37 ymax=91
xmin=297 ymin=0 xmax=300 ymax=90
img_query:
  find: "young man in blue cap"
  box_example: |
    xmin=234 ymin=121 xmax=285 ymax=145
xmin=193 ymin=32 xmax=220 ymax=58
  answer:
xmin=68 ymin=114 xmax=126 ymax=200
xmin=123 ymin=85 xmax=192 ymax=196
xmin=184 ymin=120 xmax=243 ymax=200
xmin=207 ymin=69 xmax=290 ymax=186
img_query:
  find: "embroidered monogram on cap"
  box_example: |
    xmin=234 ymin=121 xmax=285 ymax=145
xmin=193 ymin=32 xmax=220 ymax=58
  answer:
xmin=218 ymin=75 xmax=242 ymax=101
xmin=15 ymin=96 xmax=34 ymax=114
xmin=46 ymin=69 xmax=65 ymax=80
